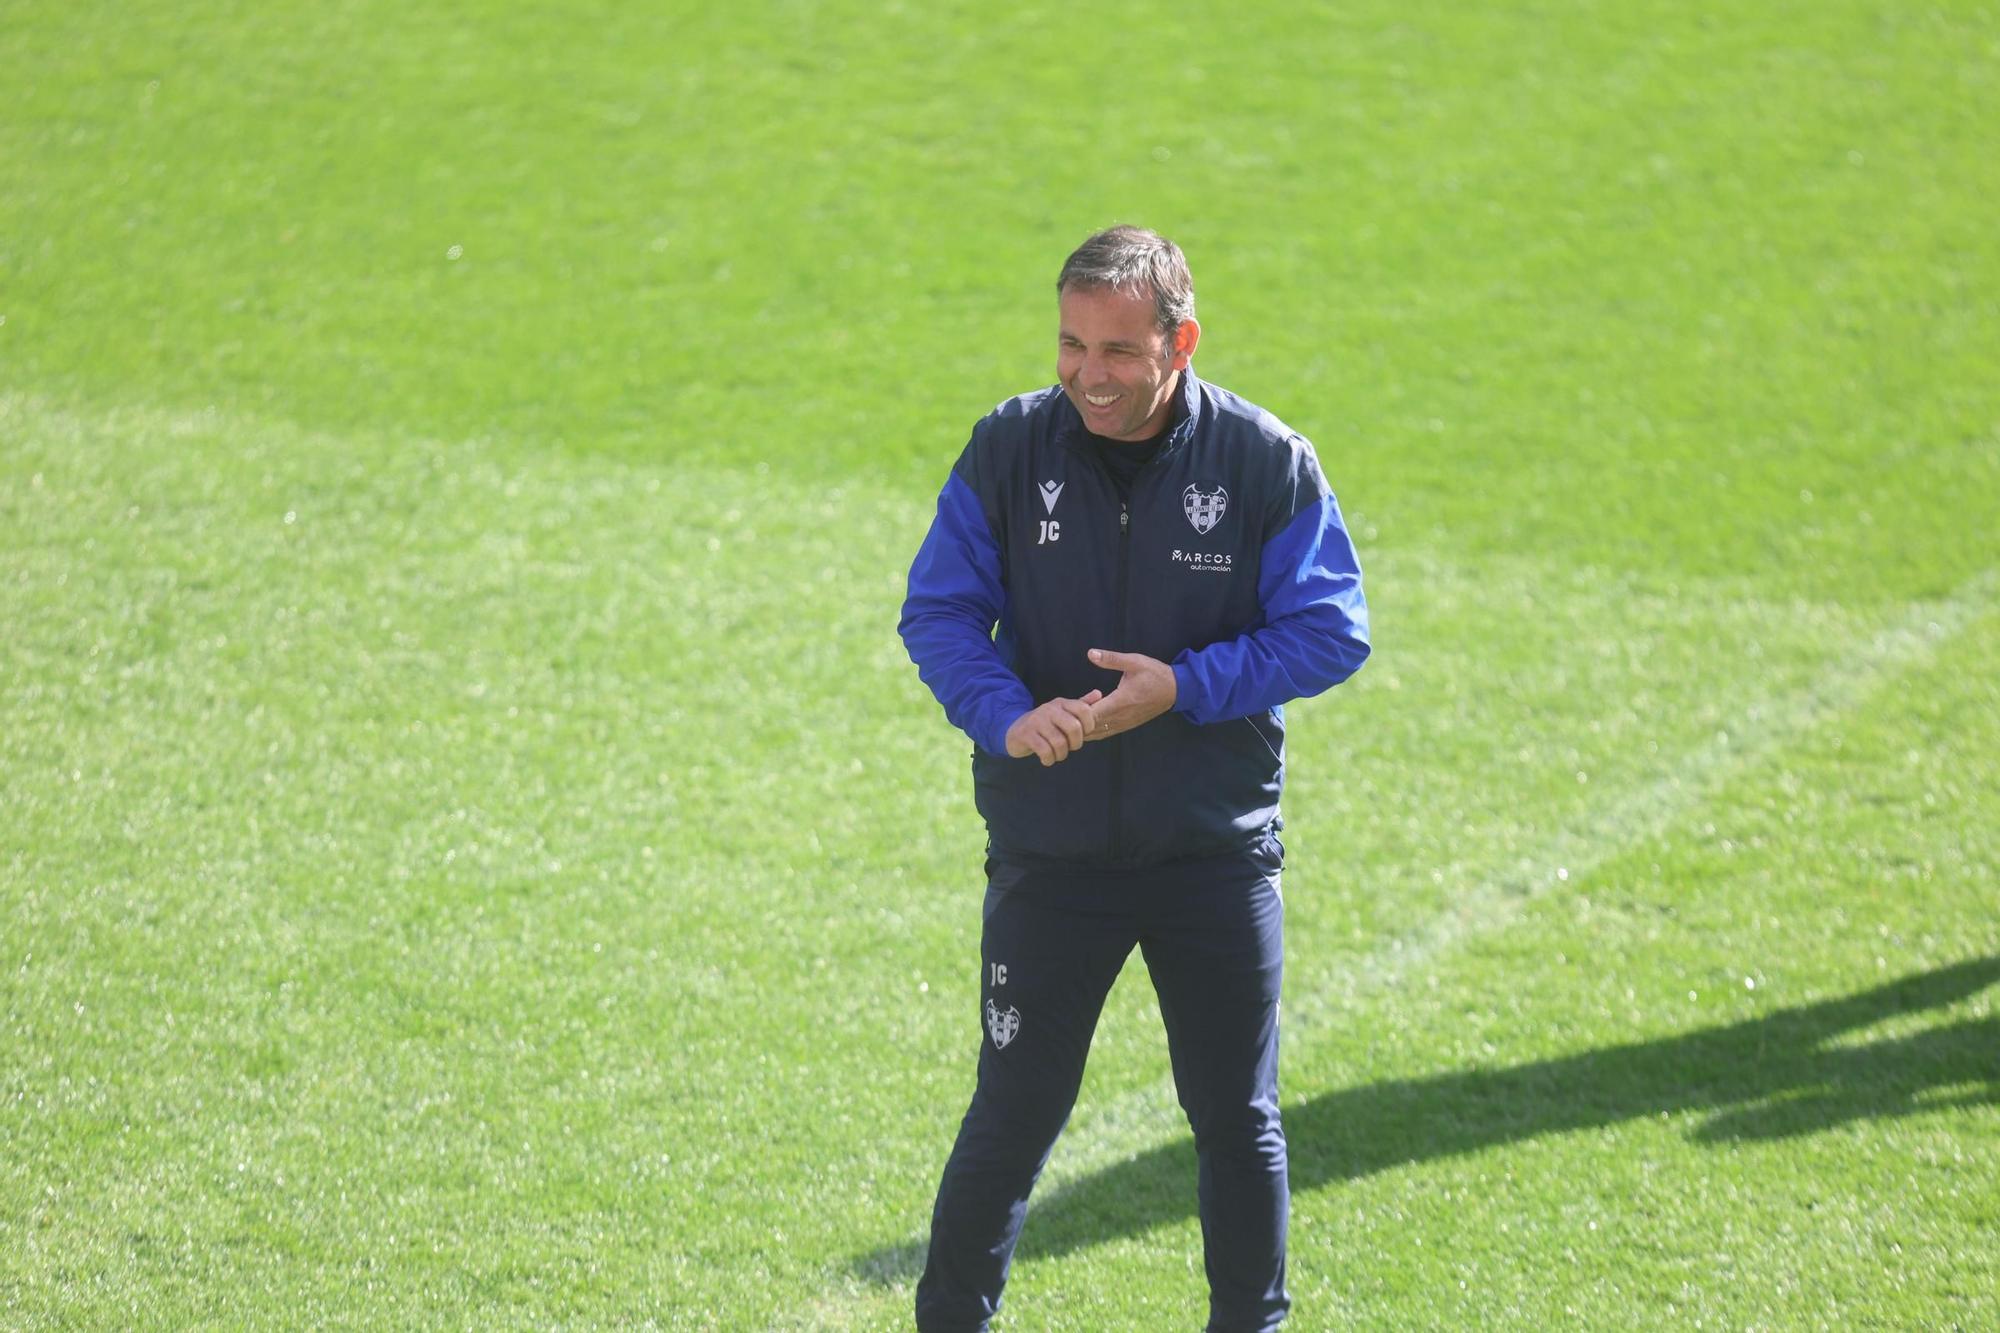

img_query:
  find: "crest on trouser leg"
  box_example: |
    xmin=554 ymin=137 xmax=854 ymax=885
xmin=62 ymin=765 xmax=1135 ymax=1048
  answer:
xmin=985 ymin=998 xmax=1020 ymax=1050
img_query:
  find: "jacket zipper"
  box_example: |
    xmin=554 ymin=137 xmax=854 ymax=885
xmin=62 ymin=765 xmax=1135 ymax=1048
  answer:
xmin=1108 ymin=499 xmax=1131 ymax=859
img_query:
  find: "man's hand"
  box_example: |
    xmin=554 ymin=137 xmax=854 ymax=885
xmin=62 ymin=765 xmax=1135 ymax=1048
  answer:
xmin=1005 ymin=690 xmax=1105 ymax=766
xmin=1081 ymin=649 xmax=1178 ymax=741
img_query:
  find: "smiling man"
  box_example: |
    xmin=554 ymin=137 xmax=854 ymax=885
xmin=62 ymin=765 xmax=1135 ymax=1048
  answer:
xmin=898 ymin=226 xmax=1371 ymax=1332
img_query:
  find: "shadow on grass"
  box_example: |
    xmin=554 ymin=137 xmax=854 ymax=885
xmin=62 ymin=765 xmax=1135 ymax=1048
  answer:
xmin=855 ymin=955 xmax=2000 ymax=1281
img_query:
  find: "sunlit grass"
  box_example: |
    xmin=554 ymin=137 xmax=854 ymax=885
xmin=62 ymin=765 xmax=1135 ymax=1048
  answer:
xmin=3 ymin=0 xmax=1997 ymax=1326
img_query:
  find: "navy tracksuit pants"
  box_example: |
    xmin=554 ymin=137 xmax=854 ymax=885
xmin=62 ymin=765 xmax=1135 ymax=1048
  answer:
xmin=915 ymin=834 xmax=1290 ymax=1332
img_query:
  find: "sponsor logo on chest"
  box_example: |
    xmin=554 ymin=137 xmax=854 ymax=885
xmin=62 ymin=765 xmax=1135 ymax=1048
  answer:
xmin=1171 ymin=547 xmax=1234 ymax=572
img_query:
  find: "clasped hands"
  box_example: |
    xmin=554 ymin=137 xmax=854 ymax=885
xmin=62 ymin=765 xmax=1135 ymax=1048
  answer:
xmin=1004 ymin=648 xmax=1177 ymax=767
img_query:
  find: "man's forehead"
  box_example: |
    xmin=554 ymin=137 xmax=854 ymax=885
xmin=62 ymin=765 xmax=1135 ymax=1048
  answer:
xmin=1058 ymin=284 xmax=1162 ymax=341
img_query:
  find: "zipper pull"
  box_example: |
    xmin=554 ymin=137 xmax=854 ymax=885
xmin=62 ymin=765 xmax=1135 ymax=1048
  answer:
xmin=1119 ymin=502 xmax=1129 ymax=536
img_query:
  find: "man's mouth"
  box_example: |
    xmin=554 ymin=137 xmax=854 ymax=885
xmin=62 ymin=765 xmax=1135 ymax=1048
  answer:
xmin=1084 ymin=392 xmax=1119 ymax=408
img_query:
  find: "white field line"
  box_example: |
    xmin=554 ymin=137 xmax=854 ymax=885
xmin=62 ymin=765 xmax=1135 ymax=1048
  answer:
xmin=936 ymin=566 xmax=2000 ymax=1232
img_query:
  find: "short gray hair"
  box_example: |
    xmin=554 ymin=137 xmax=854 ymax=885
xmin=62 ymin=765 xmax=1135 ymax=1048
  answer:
xmin=1055 ymin=225 xmax=1195 ymax=343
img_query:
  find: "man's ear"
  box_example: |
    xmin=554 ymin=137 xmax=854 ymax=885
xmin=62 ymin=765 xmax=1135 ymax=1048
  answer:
xmin=1170 ymin=318 xmax=1202 ymax=370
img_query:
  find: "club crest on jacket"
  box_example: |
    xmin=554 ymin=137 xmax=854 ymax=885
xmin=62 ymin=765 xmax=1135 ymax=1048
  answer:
xmin=1183 ymin=483 xmax=1228 ymax=535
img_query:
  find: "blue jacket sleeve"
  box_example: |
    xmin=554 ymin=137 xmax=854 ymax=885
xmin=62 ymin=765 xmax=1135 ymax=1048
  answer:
xmin=1170 ymin=448 xmax=1370 ymax=724
xmin=899 ymin=470 xmax=1035 ymax=756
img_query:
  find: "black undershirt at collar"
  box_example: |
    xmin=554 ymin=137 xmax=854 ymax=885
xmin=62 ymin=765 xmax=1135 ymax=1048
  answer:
xmin=1087 ymin=424 xmax=1170 ymax=498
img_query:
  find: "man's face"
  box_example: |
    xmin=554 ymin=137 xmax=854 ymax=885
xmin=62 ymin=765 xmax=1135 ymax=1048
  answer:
xmin=1057 ymin=285 xmax=1198 ymax=442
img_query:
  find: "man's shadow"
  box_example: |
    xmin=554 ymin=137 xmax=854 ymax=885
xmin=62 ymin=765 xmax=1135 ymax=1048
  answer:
xmin=856 ymin=955 xmax=1999 ymax=1280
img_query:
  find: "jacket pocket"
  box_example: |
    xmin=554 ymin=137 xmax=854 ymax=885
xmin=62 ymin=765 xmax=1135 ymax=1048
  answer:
xmin=1241 ymin=709 xmax=1283 ymax=765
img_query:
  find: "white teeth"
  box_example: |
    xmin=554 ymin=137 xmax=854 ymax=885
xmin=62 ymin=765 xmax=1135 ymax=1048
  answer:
xmin=1086 ymin=393 xmax=1118 ymax=406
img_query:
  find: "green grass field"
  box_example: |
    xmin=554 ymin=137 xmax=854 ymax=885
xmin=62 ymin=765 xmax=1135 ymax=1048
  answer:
xmin=4 ymin=0 xmax=1997 ymax=1327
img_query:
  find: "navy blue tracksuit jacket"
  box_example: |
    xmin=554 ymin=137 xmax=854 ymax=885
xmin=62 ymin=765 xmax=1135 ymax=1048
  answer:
xmin=899 ymin=369 xmax=1371 ymax=864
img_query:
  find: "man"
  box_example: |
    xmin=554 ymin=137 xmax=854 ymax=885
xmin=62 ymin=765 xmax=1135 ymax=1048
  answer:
xmin=898 ymin=226 xmax=1370 ymax=1332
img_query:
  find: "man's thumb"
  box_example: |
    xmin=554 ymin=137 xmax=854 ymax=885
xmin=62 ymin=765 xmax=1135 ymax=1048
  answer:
xmin=1088 ymin=648 xmax=1129 ymax=669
